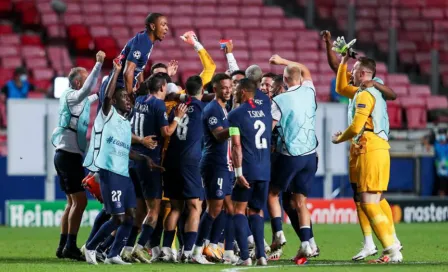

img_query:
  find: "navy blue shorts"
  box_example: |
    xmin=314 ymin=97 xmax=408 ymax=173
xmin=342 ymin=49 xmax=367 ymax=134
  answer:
xmin=271 ymin=153 xmax=317 ymax=196
xmin=164 ymin=166 xmax=203 ymax=200
xmin=99 ymin=169 xmax=136 ymax=215
xmin=232 ymin=180 xmax=269 ymax=211
xmin=54 ymin=150 xmax=85 ymax=195
xmin=129 ymin=167 xmax=143 ymax=199
xmin=136 ymin=160 xmax=163 ymax=200
xmin=201 ymin=169 xmax=233 ymax=200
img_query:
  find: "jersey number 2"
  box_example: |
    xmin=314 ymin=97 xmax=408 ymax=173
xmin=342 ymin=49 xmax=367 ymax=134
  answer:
xmin=254 ymin=120 xmax=268 ymax=149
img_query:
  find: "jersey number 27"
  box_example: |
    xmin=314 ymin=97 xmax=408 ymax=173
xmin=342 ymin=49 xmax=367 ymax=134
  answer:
xmin=254 ymin=120 xmax=267 ymax=149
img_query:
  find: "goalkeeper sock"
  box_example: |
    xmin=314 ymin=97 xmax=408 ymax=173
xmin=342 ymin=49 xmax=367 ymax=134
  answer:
xmin=380 ymin=199 xmax=396 ymax=233
xmin=361 ymin=203 xmax=394 ymax=249
xmin=356 ymin=202 xmax=375 ymax=247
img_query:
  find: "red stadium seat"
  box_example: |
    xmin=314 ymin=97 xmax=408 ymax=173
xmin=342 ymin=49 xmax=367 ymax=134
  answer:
xmin=110 ymin=26 xmax=130 ymax=38
xmin=426 ymin=95 xmax=448 ymax=110
xmin=386 ymin=74 xmax=410 ymax=86
xmin=219 ymin=6 xmax=239 ymax=16
xmin=195 ymin=17 xmax=216 ymax=29
xmin=0 ymin=68 xmax=14 ymax=87
xmin=24 ymin=58 xmax=48 ymax=69
xmin=172 ymin=5 xmax=195 ymax=16
xmin=314 ymin=85 xmax=331 ymax=102
xmin=199 ymin=29 xmax=222 ymax=40
xmin=103 ymin=3 xmax=124 ymax=14
xmin=32 ymin=68 xmax=54 ymax=81
xmin=0 ymin=0 xmax=12 ymax=13
xmin=218 ymin=18 xmax=238 ymax=28
xmin=1 ymin=56 xmax=22 ymax=69
xmin=40 ymin=12 xmax=58 ymax=26
xmin=297 ymin=51 xmax=319 ymax=62
xmin=239 ymin=18 xmax=260 ymax=28
xmin=387 ymin=100 xmax=403 ymax=129
xmin=262 ymin=18 xmax=283 ymax=29
xmin=198 ymin=5 xmax=218 ymax=16
xmin=67 ymin=3 xmax=82 ymax=13
xmin=248 ymin=29 xmax=273 ymax=40
xmin=389 ymin=86 xmax=408 ymax=97
xmin=64 ymin=14 xmax=84 ymax=26
xmin=47 ymin=46 xmax=73 ymax=69
xmin=233 ymin=51 xmax=250 ymax=61
xmin=0 ymin=34 xmax=20 ymax=45
xmin=171 ymin=17 xmax=194 ymax=28
xmin=248 ymin=40 xmax=271 ymax=50
xmin=250 ymin=50 xmax=272 ymax=61
xmin=76 ymin=57 xmax=96 ymax=69
xmin=241 ymin=6 xmax=262 ymax=17
xmin=33 ymin=80 xmax=52 ymax=91
xmin=27 ymin=92 xmax=46 ymax=99
xmin=223 ymin=29 xmax=246 ymax=40
xmin=0 ymin=23 xmax=13 ymax=34
xmin=21 ymin=34 xmax=43 ymax=46
xmin=401 ymin=97 xmax=427 ymax=129
xmin=21 ymin=46 xmax=46 ymax=58
xmin=90 ymin=26 xmax=110 ymax=37
xmin=409 ymin=85 xmax=431 ymax=96
xmin=68 ymin=25 xmax=89 ymax=39
xmin=82 ymin=3 xmax=103 ymax=14
xmin=272 ymin=40 xmax=295 ymax=51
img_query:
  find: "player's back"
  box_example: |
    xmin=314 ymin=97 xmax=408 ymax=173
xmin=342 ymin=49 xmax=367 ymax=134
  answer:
xmin=228 ymin=100 xmax=272 ymax=181
xmin=254 ymin=88 xmax=271 ymax=112
xmin=165 ymin=97 xmax=205 ymax=168
xmin=201 ymin=100 xmax=231 ymax=170
xmin=131 ymin=95 xmax=166 ymax=160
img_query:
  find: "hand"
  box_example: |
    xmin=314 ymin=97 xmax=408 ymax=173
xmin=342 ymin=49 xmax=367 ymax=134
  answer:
xmin=140 ymin=135 xmax=158 ymax=150
xmin=112 ymin=57 xmax=122 ymax=71
xmin=180 ymin=31 xmax=199 ymax=46
xmin=143 ymin=155 xmax=165 ymax=172
xmin=175 ymin=103 xmax=187 ymax=118
xmin=269 ymin=54 xmax=285 ymax=65
xmin=341 ymin=52 xmax=351 ymax=64
xmin=167 ymin=60 xmax=178 ymax=77
xmin=360 ymin=80 xmax=374 ymax=90
xmin=320 ymin=30 xmax=331 ymax=42
xmin=96 ymin=51 xmax=106 ymax=63
xmin=224 ymin=41 xmax=233 ymax=54
xmin=236 ymin=176 xmax=250 ymax=189
xmin=332 ymin=131 xmax=342 ymax=144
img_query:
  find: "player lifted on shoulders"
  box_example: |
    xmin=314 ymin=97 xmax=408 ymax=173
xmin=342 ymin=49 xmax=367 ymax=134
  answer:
xmin=229 ymin=78 xmax=272 ymax=266
xmin=332 ymin=54 xmax=403 ymax=263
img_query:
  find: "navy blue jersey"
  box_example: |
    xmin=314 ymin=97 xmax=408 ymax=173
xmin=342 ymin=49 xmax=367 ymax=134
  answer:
xmin=165 ymin=97 xmax=205 ymax=168
xmin=254 ymin=89 xmax=271 ymax=113
xmin=200 ymin=100 xmax=232 ymax=172
xmin=228 ymin=99 xmax=272 ymax=181
xmin=131 ymin=95 xmax=168 ymax=162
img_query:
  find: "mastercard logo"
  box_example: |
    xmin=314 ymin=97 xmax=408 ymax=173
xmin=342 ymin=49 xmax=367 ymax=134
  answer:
xmin=391 ymin=205 xmax=402 ymax=223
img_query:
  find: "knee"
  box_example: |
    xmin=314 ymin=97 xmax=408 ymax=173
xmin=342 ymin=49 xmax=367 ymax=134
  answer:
xmin=208 ymin=206 xmax=222 ymax=218
xmin=111 ymin=214 xmax=126 ymax=225
xmin=269 ymin=187 xmax=281 ymax=198
xmin=187 ymin=202 xmax=201 ymax=215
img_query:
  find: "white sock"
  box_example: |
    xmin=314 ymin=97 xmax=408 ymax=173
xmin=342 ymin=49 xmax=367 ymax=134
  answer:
xmin=393 ymin=233 xmax=400 ymax=244
xmin=151 ymin=246 xmax=161 ymax=256
xmin=247 ymin=235 xmax=255 ymax=245
xmin=301 ymin=241 xmax=310 ymax=249
xmin=275 ymin=230 xmax=284 ymax=238
xmin=364 ymin=235 xmax=375 ymax=249
xmin=123 ymin=246 xmax=133 ymax=253
xmin=309 ymin=237 xmax=317 ymax=249
xmin=184 ymin=250 xmax=192 ymax=257
xmin=136 ymin=244 xmax=143 ymax=250
xmin=218 ymin=242 xmax=225 ymax=248
xmin=223 ymin=250 xmax=234 ymax=258
xmin=193 ymin=245 xmax=203 ymax=256
xmin=204 ymin=239 xmax=210 ymax=247
xmin=210 ymin=243 xmax=218 ymax=250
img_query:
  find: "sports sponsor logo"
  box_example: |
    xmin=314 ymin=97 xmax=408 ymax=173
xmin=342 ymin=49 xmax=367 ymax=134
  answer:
xmin=6 ymin=200 xmax=103 ymax=227
xmin=106 ymin=136 xmax=130 ymax=150
xmin=389 ymin=200 xmax=448 ymax=223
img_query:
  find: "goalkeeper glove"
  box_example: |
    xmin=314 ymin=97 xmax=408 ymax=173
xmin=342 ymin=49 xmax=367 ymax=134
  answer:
xmin=180 ymin=31 xmax=204 ymax=52
xmin=332 ymin=36 xmax=357 ymax=57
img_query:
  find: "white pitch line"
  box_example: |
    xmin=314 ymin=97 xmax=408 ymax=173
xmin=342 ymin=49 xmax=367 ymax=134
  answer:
xmin=220 ymin=261 xmax=445 ymax=272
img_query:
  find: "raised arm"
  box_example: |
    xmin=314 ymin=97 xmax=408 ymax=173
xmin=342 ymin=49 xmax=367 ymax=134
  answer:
xmin=321 ymin=30 xmax=340 ymax=74
xmin=336 ymin=54 xmax=357 ymax=99
xmin=123 ymin=60 xmax=137 ymax=95
xmin=269 ymin=54 xmax=312 ymax=81
xmin=67 ymin=51 xmax=105 ymax=104
xmin=102 ymin=59 xmax=122 ymax=116
xmin=225 ymin=41 xmax=240 ymax=73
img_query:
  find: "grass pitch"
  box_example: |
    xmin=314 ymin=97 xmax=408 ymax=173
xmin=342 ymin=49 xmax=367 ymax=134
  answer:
xmin=0 ymin=223 xmax=447 ymax=271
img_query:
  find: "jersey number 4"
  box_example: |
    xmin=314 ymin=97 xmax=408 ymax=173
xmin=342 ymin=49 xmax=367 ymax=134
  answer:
xmin=254 ymin=120 xmax=268 ymax=149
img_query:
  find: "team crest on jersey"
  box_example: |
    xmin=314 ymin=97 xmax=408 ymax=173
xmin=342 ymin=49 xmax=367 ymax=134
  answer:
xmin=209 ymin=116 xmax=218 ymax=125
xmin=114 ymin=201 xmax=122 ymax=209
xmin=133 ymin=50 xmax=141 ymax=60
xmin=216 ymin=190 xmax=223 ymax=197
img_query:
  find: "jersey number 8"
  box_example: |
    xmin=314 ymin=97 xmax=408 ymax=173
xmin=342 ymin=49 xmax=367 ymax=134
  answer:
xmin=254 ymin=120 xmax=268 ymax=149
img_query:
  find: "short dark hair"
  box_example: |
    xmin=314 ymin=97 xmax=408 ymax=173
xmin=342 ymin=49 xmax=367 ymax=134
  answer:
xmin=204 ymin=82 xmax=214 ymax=93
xmin=147 ymin=72 xmax=168 ymax=94
xmin=185 ymin=75 xmax=203 ymax=96
xmin=358 ymin=57 xmax=376 ymax=78
xmin=262 ymin=72 xmax=277 ymax=79
xmin=273 ymin=75 xmax=283 ymax=84
xmin=150 ymin=63 xmax=168 ymax=75
xmin=14 ymin=67 xmax=27 ymax=76
xmin=113 ymin=88 xmax=127 ymax=99
xmin=145 ymin=13 xmax=164 ymax=30
xmin=230 ymin=70 xmax=245 ymax=78
xmin=237 ymin=78 xmax=256 ymax=93
xmin=212 ymin=73 xmax=231 ymax=87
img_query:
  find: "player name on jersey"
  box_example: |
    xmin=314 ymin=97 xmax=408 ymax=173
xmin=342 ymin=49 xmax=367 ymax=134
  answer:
xmin=248 ymin=110 xmax=266 ymax=118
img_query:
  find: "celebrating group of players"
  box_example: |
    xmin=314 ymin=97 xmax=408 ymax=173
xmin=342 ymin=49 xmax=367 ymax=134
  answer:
xmin=51 ymin=12 xmax=404 ymax=266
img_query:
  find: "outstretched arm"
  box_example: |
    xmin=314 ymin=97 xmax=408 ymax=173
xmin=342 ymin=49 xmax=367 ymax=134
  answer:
xmin=321 ymin=30 xmax=340 ymax=74
xmin=269 ymin=54 xmax=312 ymax=81
xmin=102 ymin=59 xmax=122 ymax=116
xmin=361 ymin=80 xmax=397 ymax=101
xmin=225 ymin=41 xmax=240 ymax=73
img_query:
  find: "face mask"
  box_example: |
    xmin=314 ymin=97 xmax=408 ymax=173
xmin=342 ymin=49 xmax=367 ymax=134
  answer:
xmin=20 ymin=75 xmax=27 ymax=81
xmin=436 ymin=135 xmax=447 ymax=142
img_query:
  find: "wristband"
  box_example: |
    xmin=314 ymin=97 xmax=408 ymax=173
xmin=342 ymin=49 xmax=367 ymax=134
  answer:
xmin=193 ymin=41 xmax=204 ymax=52
xmin=235 ymin=167 xmax=243 ymax=178
xmin=180 ymin=94 xmax=186 ymax=102
xmin=174 ymin=117 xmax=181 ymax=123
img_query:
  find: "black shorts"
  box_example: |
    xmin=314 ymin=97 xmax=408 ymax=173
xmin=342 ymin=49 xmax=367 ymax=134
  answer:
xmin=54 ymin=149 xmax=85 ymax=195
xmin=129 ymin=167 xmax=143 ymax=199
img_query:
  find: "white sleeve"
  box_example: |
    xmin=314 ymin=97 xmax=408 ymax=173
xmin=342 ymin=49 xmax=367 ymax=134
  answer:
xmin=226 ymin=53 xmax=240 ymax=73
xmin=87 ymin=93 xmax=99 ymax=103
xmin=67 ymin=62 xmax=103 ymax=106
xmin=271 ymin=101 xmax=281 ymax=121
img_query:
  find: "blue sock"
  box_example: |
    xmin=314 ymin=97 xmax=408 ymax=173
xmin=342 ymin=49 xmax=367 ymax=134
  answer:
xmin=247 ymin=223 xmax=253 ymax=237
xmin=86 ymin=209 xmax=111 ymax=244
xmin=107 ymin=217 xmax=133 ymax=258
xmin=177 ymin=211 xmax=187 ymax=248
xmin=98 ymin=234 xmax=114 ymax=251
xmin=149 ymin=216 xmax=164 ymax=248
xmin=224 ymin=213 xmax=234 ymax=250
xmin=137 ymin=224 xmax=154 ymax=247
xmin=58 ymin=234 xmax=67 ymax=249
xmin=125 ymin=226 xmax=139 ymax=247
xmin=65 ymin=234 xmax=77 ymax=249
xmin=271 ymin=217 xmax=283 ymax=233
xmin=162 ymin=230 xmax=176 ymax=248
xmin=209 ymin=211 xmax=226 ymax=244
xmin=299 ymin=226 xmax=312 ymax=242
xmin=234 ymin=214 xmax=249 ymax=260
xmin=284 ymin=208 xmax=300 ymax=237
xmin=249 ymin=214 xmax=265 ymax=259
xmin=86 ymin=219 xmax=118 ymax=250
xmin=183 ymin=232 xmax=197 ymax=251
xmin=195 ymin=212 xmax=214 ymax=247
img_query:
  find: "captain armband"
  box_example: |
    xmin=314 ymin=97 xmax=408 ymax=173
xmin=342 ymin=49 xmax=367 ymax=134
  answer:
xmin=229 ymin=127 xmax=240 ymax=136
